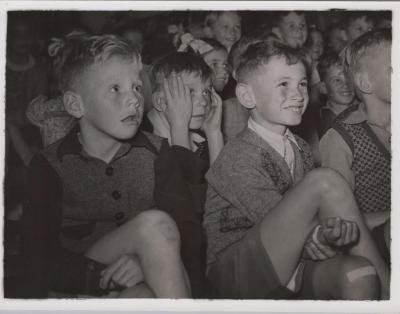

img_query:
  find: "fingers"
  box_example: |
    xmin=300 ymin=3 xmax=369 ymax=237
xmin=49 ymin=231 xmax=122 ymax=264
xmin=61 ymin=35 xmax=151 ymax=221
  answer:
xmin=163 ymin=76 xmax=172 ymax=106
xmin=305 ymin=242 xmax=327 ymax=261
xmin=100 ymin=255 xmax=143 ymax=290
xmin=100 ymin=256 xmax=127 ymax=290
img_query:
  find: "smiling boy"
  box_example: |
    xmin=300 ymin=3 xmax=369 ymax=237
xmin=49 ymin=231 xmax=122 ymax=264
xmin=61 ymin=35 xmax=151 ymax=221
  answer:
xmin=317 ymin=53 xmax=355 ymax=136
xmin=204 ymin=40 xmax=389 ymax=299
xmin=272 ymin=11 xmax=308 ymax=49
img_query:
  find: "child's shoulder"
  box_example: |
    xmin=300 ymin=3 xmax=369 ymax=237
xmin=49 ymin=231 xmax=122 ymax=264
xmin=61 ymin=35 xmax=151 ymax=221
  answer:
xmin=139 ymin=130 xmax=166 ymax=151
xmin=214 ymin=129 xmax=265 ymax=165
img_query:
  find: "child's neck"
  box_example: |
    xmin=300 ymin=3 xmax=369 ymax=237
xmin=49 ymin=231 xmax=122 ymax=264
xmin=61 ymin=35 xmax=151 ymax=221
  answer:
xmin=78 ymin=126 xmax=122 ymax=163
xmin=363 ymin=98 xmax=391 ymax=132
xmin=327 ymin=100 xmax=351 ymax=115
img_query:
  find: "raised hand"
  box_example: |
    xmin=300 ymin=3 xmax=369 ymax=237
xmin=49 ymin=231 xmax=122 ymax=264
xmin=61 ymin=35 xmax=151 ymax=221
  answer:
xmin=162 ymin=72 xmax=192 ymax=130
xmin=320 ymin=217 xmax=359 ymax=248
xmin=201 ymin=87 xmax=222 ymax=136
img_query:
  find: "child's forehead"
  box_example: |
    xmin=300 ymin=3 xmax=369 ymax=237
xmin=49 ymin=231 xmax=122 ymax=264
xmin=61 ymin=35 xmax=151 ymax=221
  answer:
xmin=326 ymin=64 xmax=344 ymax=77
xmin=349 ymin=16 xmax=372 ymax=28
xmin=217 ymin=12 xmax=241 ymax=24
xmin=253 ymin=57 xmax=306 ymax=80
xmin=280 ymin=12 xmax=306 ymax=24
xmin=84 ymin=56 xmax=142 ymax=80
xmin=180 ymin=72 xmax=211 ymax=88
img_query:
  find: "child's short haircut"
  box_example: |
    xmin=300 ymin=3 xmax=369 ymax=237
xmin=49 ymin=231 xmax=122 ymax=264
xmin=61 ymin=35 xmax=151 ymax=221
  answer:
xmin=317 ymin=52 xmax=343 ymax=82
xmin=228 ymin=35 xmax=265 ymax=75
xmin=204 ymin=11 xmax=241 ymax=28
xmin=343 ymin=28 xmax=391 ymax=79
xmin=236 ymin=38 xmax=307 ymax=83
xmin=272 ymin=10 xmax=306 ymax=27
xmin=151 ymin=51 xmax=212 ymax=87
xmin=343 ymin=11 xmax=374 ymax=29
xmin=51 ymin=32 xmax=141 ymax=93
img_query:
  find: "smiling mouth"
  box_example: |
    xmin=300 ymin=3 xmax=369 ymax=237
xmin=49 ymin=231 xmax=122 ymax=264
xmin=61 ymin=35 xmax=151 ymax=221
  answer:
xmin=284 ymin=106 xmax=304 ymax=113
xmin=121 ymin=115 xmax=140 ymax=123
xmin=340 ymin=91 xmax=353 ymax=96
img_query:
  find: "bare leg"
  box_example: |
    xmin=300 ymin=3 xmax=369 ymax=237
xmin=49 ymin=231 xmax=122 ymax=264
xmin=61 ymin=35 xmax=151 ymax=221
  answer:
xmin=301 ymin=255 xmax=380 ymax=300
xmin=85 ymin=210 xmax=190 ymax=298
xmin=259 ymin=168 xmax=389 ymax=298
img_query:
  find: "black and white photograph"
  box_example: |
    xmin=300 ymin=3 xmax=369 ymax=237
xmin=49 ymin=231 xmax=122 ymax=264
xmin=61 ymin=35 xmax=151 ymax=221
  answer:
xmin=0 ymin=1 xmax=399 ymax=312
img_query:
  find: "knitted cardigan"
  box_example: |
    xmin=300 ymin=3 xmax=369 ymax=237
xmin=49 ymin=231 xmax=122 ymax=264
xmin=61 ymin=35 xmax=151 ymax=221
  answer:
xmin=204 ymin=127 xmax=314 ymax=265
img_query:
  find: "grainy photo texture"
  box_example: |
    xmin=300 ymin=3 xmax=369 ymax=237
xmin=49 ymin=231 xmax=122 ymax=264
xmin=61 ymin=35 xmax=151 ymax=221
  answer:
xmin=3 ymin=8 xmax=392 ymax=301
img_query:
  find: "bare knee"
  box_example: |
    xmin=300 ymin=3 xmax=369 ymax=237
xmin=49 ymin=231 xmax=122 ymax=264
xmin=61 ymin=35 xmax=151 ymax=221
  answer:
xmin=134 ymin=210 xmax=180 ymax=245
xmin=305 ymin=168 xmax=344 ymax=193
xmin=336 ymin=255 xmax=380 ymax=300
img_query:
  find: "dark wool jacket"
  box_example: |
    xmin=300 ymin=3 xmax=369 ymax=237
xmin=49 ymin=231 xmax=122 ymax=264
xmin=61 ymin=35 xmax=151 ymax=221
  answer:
xmin=21 ymin=126 xmax=208 ymax=298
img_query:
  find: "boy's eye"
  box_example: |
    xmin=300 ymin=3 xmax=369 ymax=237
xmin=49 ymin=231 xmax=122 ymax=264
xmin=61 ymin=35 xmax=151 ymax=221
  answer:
xmin=111 ymin=85 xmax=119 ymax=92
xmin=299 ymin=81 xmax=308 ymax=88
xmin=202 ymin=89 xmax=211 ymax=100
xmin=278 ymin=81 xmax=288 ymax=87
xmin=133 ymin=84 xmax=143 ymax=93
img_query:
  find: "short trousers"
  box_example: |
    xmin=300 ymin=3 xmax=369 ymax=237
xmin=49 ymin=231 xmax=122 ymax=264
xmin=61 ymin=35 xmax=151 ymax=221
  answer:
xmin=372 ymin=221 xmax=390 ymax=266
xmin=206 ymin=223 xmax=315 ymax=299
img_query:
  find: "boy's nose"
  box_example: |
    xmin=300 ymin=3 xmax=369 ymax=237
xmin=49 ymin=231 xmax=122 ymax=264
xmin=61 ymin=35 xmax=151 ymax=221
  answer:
xmin=291 ymin=87 xmax=305 ymax=100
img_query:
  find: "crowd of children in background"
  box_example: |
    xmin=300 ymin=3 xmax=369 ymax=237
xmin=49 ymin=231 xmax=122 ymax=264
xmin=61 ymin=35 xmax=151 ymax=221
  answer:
xmin=4 ymin=9 xmax=392 ymax=300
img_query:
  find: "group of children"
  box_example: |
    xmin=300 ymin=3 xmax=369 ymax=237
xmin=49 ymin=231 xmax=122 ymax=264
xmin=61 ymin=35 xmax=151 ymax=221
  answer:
xmin=5 ymin=9 xmax=391 ymax=300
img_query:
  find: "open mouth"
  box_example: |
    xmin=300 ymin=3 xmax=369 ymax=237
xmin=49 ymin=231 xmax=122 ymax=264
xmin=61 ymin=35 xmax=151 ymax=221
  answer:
xmin=121 ymin=115 xmax=140 ymax=123
xmin=340 ymin=91 xmax=353 ymax=97
xmin=285 ymin=106 xmax=304 ymax=113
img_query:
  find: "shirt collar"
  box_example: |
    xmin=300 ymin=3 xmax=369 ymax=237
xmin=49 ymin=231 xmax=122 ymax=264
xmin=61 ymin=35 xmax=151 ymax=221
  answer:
xmin=339 ymin=102 xmax=367 ymax=125
xmin=57 ymin=124 xmax=157 ymax=161
xmin=247 ymin=117 xmax=300 ymax=157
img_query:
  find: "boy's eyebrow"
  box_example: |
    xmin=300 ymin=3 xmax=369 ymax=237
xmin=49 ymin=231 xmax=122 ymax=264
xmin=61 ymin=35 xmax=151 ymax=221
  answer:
xmin=274 ymin=76 xmax=308 ymax=81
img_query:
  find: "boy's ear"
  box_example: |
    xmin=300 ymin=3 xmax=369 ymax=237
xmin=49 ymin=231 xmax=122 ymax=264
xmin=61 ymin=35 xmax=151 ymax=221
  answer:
xmin=203 ymin=26 xmax=214 ymax=38
xmin=271 ymin=27 xmax=282 ymax=40
xmin=63 ymin=91 xmax=84 ymax=118
xmin=318 ymin=81 xmax=327 ymax=95
xmin=236 ymin=83 xmax=256 ymax=109
xmin=354 ymin=72 xmax=372 ymax=94
xmin=152 ymin=91 xmax=167 ymax=112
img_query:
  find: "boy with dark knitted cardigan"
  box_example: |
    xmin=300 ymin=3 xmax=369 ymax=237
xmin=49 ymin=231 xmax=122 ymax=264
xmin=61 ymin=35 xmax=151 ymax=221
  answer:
xmin=204 ymin=39 xmax=389 ymax=299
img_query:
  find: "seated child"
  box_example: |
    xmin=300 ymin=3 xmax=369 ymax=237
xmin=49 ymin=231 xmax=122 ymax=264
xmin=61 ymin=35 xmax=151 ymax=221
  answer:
xmin=204 ymin=11 xmax=242 ymax=53
xmin=144 ymin=51 xmax=224 ymax=297
xmin=271 ymin=11 xmax=308 ymax=49
xmin=203 ymin=40 xmax=390 ymax=300
xmin=325 ymin=23 xmax=348 ymax=54
xmin=178 ymin=34 xmax=230 ymax=94
xmin=343 ymin=11 xmax=374 ymax=44
xmin=319 ymin=29 xmax=391 ymax=263
xmin=147 ymin=51 xmax=224 ymax=164
xmin=21 ymin=33 xmax=192 ymax=298
xmin=317 ymin=52 xmax=355 ymax=137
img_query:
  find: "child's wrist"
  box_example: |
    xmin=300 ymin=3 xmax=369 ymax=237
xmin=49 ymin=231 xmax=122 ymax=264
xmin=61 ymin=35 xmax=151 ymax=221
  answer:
xmin=204 ymin=128 xmax=222 ymax=137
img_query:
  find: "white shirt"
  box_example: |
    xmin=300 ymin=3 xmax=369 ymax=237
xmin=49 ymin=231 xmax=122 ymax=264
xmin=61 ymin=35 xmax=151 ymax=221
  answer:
xmin=248 ymin=117 xmax=300 ymax=177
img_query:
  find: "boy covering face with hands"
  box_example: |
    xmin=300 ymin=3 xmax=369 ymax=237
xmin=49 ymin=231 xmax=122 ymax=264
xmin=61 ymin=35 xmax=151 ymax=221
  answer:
xmin=145 ymin=51 xmax=224 ymax=297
